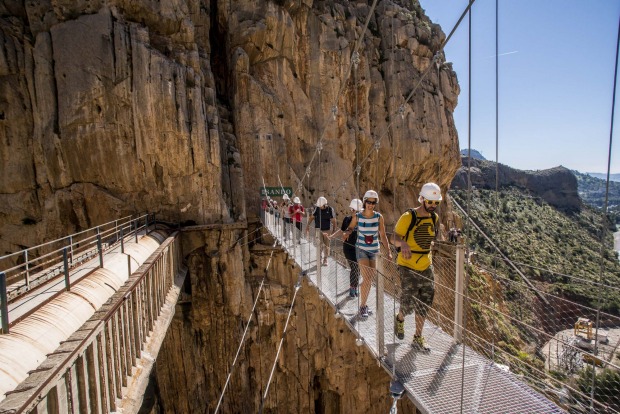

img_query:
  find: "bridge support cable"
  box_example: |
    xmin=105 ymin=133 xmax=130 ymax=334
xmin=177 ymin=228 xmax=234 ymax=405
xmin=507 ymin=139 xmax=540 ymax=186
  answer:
xmin=591 ymin=14 xmax=620 ymax=413
xmin=294 ymin=0 xmax=379 ymax=198
xmin=330 ymin=0 xmax=477 ymax=199
xmin=490 ymin=0 xmax=501 ymax=365
xmin=258 ymin=275 xmax=302 ymax=414
xmin=460 ymin=5 xmax=474 ymax=413
xmin=261 ymin=207 xmax=572 ymax=413
xmin=451 ymin=198 xmax=548 ymax=305
xmin=214 ymin=247 xmax=276 ymax=414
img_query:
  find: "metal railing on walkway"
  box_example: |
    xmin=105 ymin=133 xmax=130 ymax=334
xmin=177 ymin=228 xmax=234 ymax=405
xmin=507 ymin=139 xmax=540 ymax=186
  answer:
xmin=0 ymin=214 xmax=155 ymax=333
xmin=0 ymin=232 xmax=183 ymax=413
xmin=260 ymin=208 xmax=620 ymax=413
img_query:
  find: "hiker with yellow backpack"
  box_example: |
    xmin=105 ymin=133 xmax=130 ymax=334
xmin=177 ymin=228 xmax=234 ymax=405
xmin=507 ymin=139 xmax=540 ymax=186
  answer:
xmin=393 ymin=183 xmax=441 ymax=352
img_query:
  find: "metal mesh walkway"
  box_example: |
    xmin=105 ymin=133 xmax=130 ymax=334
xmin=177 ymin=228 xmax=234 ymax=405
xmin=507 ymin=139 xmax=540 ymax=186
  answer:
xmin=264 ymin=213 xmax=564 ymax=413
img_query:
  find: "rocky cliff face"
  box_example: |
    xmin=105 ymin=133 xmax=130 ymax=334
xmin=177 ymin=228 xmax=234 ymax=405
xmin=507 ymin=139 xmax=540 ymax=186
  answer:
xmin=0 ymin=0 xmax=460 ymax=255
xmin=149 ymin=228 xmax=417 ymax=413
xmin=451 ymin=157 xmax=582 ymax=212
xmin=0 ymin=0 xmax=460 ymax=412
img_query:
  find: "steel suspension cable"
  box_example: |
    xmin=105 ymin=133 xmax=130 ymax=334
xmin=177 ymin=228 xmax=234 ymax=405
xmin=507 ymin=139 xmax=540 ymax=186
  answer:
xmin=295 ymin=0 xmax=379 ymax=196
xmin=491 ymin=0 xmax=500 ymax=364
xmin=214 ymin=249 xmax=276 ymax=413
xmin=331 ymin=0 xmax=477 ymax=197
xmin=390 ymin=13 xmax=396 ymax=221
xmin=355 ymin=52 xmax=361 ymax=199
xmin=258 ymin=279 xmax=302 ymax=413
xmin=460 ymin=4 xmax=473 ymax=413
xmin=590 ymin=14 xmax=620 ymax=412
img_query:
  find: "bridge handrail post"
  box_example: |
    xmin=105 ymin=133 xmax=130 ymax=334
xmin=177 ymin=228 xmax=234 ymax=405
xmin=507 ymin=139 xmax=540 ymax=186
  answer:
xmin=292 ymin=216 xmax=297 ymax=258
xmin=316 ymin=229 xmax=322 ymax=291
xmin=69 ymin=235 xmax=74 ymax=265
xmin=24 ymin=250 xmax=30 ymax=288
xmin=63 ymin=248 xmax=71 ymax=292
xmin=134 ymin=219 xmax=138 ymax=243
xmin=120 ymin=225 xmax=125 ymax=254
xmin=0 ymin=272 xmax=9 ymax=333
xmin=97 ymin=228 xmax=103 ymax=268
xmin=146 ymin=214 xmax=149 ymax=233
xmin=376 ymin=259 xmax=385 ymax=356
xmin=454 ymin=244 xmax=465 ymax=343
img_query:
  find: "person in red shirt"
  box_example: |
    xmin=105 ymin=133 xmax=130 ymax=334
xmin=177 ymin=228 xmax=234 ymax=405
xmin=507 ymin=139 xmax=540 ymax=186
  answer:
xmin=289 ymin=197 xmax=305 ymax=242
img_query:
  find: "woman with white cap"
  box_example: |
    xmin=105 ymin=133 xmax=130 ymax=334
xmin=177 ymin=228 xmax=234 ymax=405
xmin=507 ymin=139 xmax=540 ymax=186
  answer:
xmin=331 ymin=198 xmax=363 ymax=297
xmin=342 ymin=190 xmax=392 ymax=318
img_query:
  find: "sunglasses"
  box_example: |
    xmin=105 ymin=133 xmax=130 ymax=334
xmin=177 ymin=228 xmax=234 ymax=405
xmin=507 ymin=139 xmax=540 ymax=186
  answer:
xmin=365 ymin=200 xmax=377 ymax=205
xmin=425 ymin=200 xmax=441 ymax=206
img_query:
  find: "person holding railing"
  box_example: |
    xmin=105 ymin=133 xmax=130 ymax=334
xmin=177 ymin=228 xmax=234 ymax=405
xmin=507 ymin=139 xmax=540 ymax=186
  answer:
xmin=393 ymin=182 xmax=441 ymax=352
xmin=331 ymin=198 xmax=363 ymax=297
xmin=342 ymin=190 xmax=392 ymax=318
xmin=289 ymin=197 xmax=305 ymax=243
xmin=306 ymin=197 xmax=337 ymax=266
xmin=281 ymin=194 xmax=292 ymax=240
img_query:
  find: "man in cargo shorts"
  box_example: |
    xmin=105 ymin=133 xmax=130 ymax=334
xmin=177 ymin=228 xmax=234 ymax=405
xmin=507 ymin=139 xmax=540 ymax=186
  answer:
xmin=393 ymin=183 xmax=442 ymax=352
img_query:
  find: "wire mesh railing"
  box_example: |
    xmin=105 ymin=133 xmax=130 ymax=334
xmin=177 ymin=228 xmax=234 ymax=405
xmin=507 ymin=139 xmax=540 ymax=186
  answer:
xmin=261 ymin=207 xmax=620 ymax=413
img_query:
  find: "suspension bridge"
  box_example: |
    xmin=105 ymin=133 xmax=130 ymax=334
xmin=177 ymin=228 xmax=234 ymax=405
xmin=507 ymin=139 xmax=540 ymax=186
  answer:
xmin=0 ymin=0 xmax=619 ymax=412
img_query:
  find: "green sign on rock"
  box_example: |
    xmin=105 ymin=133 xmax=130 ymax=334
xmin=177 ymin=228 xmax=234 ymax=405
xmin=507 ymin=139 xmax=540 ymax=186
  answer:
xmin=261 ymin=187 xmax=293 ymax=197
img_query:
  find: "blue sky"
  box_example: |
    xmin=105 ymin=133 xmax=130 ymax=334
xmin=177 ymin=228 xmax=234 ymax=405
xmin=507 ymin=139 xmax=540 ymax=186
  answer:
xmin=419 ymin=0 xmax=620 ymax=174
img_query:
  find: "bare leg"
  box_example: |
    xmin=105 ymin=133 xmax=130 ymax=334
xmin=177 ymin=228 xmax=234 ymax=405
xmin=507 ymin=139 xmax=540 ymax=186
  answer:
xmin=358 ymin=258 xmax=376 ymax=307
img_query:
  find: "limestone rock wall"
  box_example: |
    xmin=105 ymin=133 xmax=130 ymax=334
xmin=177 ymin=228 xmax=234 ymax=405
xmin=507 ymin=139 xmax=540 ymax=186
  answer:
xmin=0 ymin=2 xmax=230 ymax=255
xmin=0 ymin=0 xmax=460 ymax=250
xmin=0 ymin=0 xmax=460 ymax=412
xmin=229 ymin=0 xmax=461 ymax=224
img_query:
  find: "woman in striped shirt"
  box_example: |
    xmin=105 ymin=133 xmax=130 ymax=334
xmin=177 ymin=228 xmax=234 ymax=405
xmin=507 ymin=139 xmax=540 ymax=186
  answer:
xmin=342 ymin=190 xmax=392 ymax=318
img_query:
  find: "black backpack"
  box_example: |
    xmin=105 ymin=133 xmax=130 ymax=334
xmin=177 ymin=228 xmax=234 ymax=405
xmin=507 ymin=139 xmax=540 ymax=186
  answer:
xmin=396 ymin=208 xmax=438 ymax=252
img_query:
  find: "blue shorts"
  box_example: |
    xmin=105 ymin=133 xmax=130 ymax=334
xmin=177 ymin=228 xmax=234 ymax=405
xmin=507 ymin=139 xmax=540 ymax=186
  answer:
xmin=356 ymin=247 xmax=377 ymax=261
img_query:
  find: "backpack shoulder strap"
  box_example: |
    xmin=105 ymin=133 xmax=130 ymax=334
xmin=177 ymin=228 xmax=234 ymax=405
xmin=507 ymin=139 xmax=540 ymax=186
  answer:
xmin=404 ymin=208 xmax=417 ymax=242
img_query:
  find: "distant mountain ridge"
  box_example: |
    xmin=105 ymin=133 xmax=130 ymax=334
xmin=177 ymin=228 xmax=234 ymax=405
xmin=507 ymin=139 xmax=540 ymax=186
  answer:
xmin=460 ymin=148 xmax=486 ymax=160
xmin=451 ymin=157 xmax=581 ymax=212
xmin=585 ymin=172 xmax=620 ymax=182
xmin=451 ymin=156 xmax=620 ymax=222
xmin=572 ymin=170 xmax=620 ymax=221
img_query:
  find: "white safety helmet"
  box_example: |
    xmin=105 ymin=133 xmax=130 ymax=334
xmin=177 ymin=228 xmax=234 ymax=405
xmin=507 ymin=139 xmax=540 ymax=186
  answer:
xmin=293 ymin=196 xmax=301 ymax=204
xmin=349 ymin=198 xmax=363 ymax=212
xmin=363 ymin=190 xmax=379 ymax=202
xmin=419 ymin=182 xmax=442 ymax=201
xmin=316 ymin=196 xmax=328 ymax=207
xmin=283 ymin=194 xmax=290 ymax=201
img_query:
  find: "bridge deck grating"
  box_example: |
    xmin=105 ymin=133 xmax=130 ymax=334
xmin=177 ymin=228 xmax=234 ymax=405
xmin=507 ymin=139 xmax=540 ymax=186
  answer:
xmin=269 ymin=221 xmax=564 ymax=414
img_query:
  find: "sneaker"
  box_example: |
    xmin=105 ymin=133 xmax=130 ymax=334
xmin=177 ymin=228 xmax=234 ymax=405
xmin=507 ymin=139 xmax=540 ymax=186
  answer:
xmin=394 ymin=317 xmax=405 ymax=340
xmin=349 ymin=287 xmax=356 ymax=298
xmin=411 ymin=335 xmax=431 ymax=352
xmin=359 ymin=305 xmax=373 ymax=318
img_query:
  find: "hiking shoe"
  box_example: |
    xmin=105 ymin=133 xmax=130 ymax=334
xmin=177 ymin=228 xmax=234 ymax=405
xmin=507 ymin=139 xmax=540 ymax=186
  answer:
xmin=394 ymin=317 xmax=405 ymax=340
xmin=411 ymin=335 xmax=431 ymax=352
xmin=359 ymin=305 xmax=373 ymax=318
